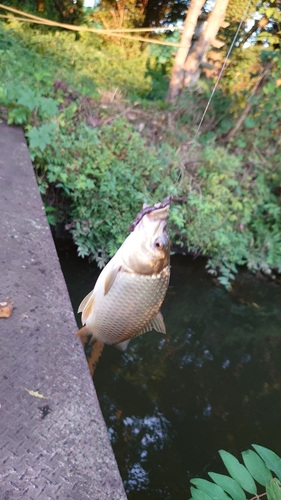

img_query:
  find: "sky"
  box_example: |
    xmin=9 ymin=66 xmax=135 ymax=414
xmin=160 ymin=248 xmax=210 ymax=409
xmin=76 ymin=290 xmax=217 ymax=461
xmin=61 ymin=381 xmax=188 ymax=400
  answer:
xmin=84 ymin=0 xmax=96 ymax=6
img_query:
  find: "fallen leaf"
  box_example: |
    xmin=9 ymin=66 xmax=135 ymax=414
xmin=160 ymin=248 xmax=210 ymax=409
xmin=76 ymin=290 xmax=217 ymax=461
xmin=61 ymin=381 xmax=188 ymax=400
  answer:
xmin=25 ymin=388 xmax=46 ymax=399
xmin=0 ymin=298 xmax=13 ymax=318
xmin=252 ymin=302 xmax=260 ymax=308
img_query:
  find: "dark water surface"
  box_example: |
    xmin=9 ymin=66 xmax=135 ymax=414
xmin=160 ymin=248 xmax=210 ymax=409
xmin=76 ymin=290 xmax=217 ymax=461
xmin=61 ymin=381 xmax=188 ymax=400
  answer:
xmin=57 ymin=243 xmax=281 ymax=500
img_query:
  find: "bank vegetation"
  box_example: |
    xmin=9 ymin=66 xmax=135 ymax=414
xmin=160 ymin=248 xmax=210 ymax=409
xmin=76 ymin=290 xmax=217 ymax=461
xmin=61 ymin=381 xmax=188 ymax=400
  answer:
xmin=0 ymin=0 xmax=280 ymax=287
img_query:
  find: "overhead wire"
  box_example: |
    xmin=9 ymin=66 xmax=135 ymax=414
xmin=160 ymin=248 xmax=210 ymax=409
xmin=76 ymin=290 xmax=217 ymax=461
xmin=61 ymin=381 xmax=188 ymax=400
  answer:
xmin=0 ymin=3 xmax=188 ymax=48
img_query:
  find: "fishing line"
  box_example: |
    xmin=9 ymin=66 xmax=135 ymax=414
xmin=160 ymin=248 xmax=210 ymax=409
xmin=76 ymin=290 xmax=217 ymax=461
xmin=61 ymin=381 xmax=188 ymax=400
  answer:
xmin=193 ymin=0 xmax=254 ymax=142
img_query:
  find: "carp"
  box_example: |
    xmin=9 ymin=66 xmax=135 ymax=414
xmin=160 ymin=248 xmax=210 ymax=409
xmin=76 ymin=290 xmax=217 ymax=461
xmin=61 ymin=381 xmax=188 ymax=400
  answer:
xmin=76 ymin=198 xmax=170 ymax=350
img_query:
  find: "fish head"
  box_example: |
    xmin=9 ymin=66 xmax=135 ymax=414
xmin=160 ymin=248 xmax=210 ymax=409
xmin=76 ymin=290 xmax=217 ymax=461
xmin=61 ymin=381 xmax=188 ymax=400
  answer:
xmin=121 ymin=201 xmax=170 ymax=275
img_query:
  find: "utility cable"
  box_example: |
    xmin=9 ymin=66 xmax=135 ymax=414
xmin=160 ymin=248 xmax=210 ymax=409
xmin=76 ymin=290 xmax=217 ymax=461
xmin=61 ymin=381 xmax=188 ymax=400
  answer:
xmin=0 ymin=3 xmax=187 ymax=48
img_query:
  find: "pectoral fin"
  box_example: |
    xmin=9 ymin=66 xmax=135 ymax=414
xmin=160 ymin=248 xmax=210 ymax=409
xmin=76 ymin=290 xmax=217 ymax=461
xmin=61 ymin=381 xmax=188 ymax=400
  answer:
xmin=78 ymin=290 xmax=93 ymax=314
xmin=104 ymin=263 xmax=121 ymax=295
xmin=79 ymin=293 xmax=95 ymax=325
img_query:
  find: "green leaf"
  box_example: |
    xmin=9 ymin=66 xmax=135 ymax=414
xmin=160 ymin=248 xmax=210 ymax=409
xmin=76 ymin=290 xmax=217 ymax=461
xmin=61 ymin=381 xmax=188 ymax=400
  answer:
xmin=242 ymin=450 xmax=272 ymax=486
xmin=244 ymin=117 xmax=256 ymax=129
xmin=190 ymin=486 xmax=213 ymax=500
xmin=17 ymin=87 xmax=38 ymax=111
xmin=39 ymin=97 xmax=59 ymax=118
xmin=266 ymin=7 xmax=276 ymax=18
xmin=26 ymin=123 xmax=56 ymax=152
xmin=209 ymin=473 xmax=246 ymax=500
xmin=265 ymin=82 xmax=276 ymax=94
xmin=219 ymin=450 xmax=257 ymax=495
xmin=266 ymin=478 xmax=281 ymax=500
xmin=252 ymin=445 xmax=281 ymax=481
xmin=7 ymin=107 xmax=29 ymax=125
xmin=46 ymin=213 xmax=56 ymax=226
xmin=190 ymin=478 xmax=231 ymax=500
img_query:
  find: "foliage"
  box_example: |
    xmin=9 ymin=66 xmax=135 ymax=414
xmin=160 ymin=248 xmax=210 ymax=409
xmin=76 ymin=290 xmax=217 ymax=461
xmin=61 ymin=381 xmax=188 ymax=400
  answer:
xmin=0 ymin=0 xmax=84 ymax=24
xmin=224 ymin=0 xmax=281 ymax=49
xmin=88 ymin=0 xmax=192 ymax=27
xmin=0 ymin=19 xmax=152 ymax=97
xmin=145 ymin=31 xmax=179 ymax=99
xmin=190 ymin=444 xmax=281 ymax=500
xmin=174 ymin=143 xmax=281 ymax=288
xmin=32 ymin=118 xmax=181 ymax=266
xmin=85 ymin=0 xmax=145 ymax=30
xmin=0 ymin=20 xmax=280 ymax=287
xmin=226 ymin=0 xmax=259 ymax=22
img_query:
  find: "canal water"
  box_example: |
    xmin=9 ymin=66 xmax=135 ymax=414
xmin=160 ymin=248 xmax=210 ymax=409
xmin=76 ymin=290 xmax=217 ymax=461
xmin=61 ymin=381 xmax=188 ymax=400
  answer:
xmin=57 ymin=243 xmax=281 ymax=500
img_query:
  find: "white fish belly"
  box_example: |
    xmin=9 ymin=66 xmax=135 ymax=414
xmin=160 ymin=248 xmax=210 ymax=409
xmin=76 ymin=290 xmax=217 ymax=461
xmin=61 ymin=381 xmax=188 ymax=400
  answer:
xmin=91 ymin=267 xmax=170 ymax=345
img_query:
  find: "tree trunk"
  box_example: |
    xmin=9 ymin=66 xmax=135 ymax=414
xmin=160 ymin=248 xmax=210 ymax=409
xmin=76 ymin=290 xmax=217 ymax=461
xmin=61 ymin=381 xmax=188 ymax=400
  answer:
xmin=166 ymin=0 xmax=205 ymax=103
xmin=184 ymin=0 xmax=229 ymax=87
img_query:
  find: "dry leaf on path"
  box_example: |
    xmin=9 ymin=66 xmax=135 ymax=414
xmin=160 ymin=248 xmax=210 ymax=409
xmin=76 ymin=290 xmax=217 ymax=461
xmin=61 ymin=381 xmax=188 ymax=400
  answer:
xmin=0 ymin=298 xmax=13 ymax=318
xmin=25 ymin=388 xmax=46 ymax=399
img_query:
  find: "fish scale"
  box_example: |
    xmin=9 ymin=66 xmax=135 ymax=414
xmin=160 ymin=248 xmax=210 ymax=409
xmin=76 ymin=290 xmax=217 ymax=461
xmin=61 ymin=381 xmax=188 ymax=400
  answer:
xmin=90 ymin=267 xmax=170 ymax=344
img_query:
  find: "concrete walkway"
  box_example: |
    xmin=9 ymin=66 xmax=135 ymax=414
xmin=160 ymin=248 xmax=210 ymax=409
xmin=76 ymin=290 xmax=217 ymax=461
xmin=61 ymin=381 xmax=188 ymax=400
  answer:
xmin=0 ymin=121 xmax=127 ymax=500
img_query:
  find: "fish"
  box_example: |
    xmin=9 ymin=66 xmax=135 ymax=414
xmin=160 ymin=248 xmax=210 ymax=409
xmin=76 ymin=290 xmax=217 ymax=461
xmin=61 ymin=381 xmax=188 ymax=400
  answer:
xmin=76 ymin=198 xmax=170 ymax=350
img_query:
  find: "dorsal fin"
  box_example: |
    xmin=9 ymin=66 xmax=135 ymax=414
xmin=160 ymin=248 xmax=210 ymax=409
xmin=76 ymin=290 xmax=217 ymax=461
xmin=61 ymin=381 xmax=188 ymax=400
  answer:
xmin=104 ymin=263 xmax=121 ymax=295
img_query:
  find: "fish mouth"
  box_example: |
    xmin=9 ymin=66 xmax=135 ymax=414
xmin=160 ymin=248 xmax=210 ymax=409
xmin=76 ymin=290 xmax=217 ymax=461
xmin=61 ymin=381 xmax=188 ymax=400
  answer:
xmin=129 ymin=197 xmax=171 ymax=233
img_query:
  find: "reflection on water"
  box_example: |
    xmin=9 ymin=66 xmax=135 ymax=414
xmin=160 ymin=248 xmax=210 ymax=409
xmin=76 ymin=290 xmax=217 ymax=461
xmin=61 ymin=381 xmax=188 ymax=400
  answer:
xmin=57 ymin=244 xmax=281 ymax=500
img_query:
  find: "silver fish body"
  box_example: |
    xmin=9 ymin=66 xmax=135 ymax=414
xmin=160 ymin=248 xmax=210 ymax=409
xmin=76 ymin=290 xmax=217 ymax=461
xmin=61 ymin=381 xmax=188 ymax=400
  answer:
xmin=77 ymin=200 xmax=170 ymax=348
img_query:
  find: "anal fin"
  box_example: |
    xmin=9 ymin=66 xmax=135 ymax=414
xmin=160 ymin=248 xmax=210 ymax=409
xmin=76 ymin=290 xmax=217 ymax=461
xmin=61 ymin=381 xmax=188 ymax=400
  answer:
xmin=151 ymin=311 xmax=166 ymax=334
xmin=137 ymin=311 xmax=166 ymax=337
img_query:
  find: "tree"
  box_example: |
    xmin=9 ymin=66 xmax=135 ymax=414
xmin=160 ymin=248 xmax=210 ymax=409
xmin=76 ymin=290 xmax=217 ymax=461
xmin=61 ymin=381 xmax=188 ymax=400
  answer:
xmin=166 ymin=0 xmax=230 ymax=103
xmin=87 ymin=0 xmax=145 ymax=30
xmin=184 ymin=0 xmax=229 ymax=86
xmin=53 ymin=0 xmax=84 ymax=24
xmin=87 ymin=0 xmax=190 ymax=29
xmin=166 ymin=0 xmax=206 ymax=103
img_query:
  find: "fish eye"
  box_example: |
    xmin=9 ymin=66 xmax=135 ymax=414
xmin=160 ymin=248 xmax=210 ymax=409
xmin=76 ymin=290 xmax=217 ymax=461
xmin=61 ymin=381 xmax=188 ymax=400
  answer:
xmin=154 ymin=239 xmax=163 ymax=250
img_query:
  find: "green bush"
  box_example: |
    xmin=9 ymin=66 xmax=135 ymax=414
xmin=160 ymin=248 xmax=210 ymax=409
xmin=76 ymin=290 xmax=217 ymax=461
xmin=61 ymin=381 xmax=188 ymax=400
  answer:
xmin=190 ymin=444 xmax=281 ymax=500
xmin=25 ymin=114 xmax=281 ymax=285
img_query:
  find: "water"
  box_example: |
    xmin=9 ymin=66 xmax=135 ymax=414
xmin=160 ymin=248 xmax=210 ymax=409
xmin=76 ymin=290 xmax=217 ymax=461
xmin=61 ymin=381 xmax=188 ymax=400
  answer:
xmin=57 ymin=242 xmax=281 ymax=500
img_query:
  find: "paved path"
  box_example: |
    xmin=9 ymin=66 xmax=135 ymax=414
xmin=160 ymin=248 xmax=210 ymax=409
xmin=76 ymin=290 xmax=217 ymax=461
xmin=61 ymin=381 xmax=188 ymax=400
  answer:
xmin=0 ymin=122 xmax=127 ymax=500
